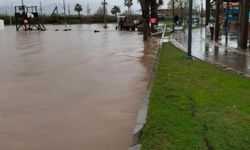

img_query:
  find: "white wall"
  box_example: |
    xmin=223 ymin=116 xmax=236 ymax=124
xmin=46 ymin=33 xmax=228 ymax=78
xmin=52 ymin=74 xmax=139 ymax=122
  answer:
xmin=0 ymin=19 xmax=4 ymax=30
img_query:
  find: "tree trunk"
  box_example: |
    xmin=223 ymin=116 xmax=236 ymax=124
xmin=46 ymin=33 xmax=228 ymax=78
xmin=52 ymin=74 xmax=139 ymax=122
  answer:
xmin=206 ymin=0 xmax=210 ymax=25
xmin=139 ymin=0 xmax=150 ymax=40
xmin=78 ymin=12 xmax=81 ymax=19
xmin=150 ymin=0 xmax=158 ymax=32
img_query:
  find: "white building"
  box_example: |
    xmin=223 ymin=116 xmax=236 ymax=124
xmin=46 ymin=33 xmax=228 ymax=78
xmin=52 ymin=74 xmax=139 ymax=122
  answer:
xmin=0 ymin=19 xmax=4 ymax=30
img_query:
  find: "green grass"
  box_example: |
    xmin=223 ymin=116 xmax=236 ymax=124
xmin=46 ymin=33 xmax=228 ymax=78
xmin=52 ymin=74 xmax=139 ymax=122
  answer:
xmin=165 ymin=21 xmax=173 ymax=28
xmin=164 ymin=31 xmax=174 ymax=37
xmin=193 ymin=24 xmax=206 ymax=29
xmin=141 ymin=43 xmax=250 ymax=150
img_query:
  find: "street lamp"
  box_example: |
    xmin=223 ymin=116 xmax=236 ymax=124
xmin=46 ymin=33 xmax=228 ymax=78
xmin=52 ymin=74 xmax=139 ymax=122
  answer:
xmin=187 ymin=0 xmax=193 ymax=59
xmin=103 ymin=0 xmax=108 ymax=29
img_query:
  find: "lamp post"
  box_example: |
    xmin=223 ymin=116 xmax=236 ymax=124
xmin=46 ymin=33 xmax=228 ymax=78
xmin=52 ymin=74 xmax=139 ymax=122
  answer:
xmin=9 ymin=4 xmax=13 ymax=25
xmin=39 ymin=1 xmax=43 ymax=24
xmin=103 ymin=0 xmax=108 ymax=29
xmin=187 ymin=0 xmax=193 ymax=59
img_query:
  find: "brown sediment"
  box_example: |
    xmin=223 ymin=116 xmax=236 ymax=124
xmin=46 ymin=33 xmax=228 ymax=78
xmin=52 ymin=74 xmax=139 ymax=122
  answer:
xmin=0 ymin=25 xmax=159 ymax=150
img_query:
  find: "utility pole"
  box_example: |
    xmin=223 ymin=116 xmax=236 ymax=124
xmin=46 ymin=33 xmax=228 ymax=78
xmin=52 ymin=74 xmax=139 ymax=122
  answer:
xmin=21 ymin=0 xmax=24 ymax=6
xmin=187 ymin=0 xmax=193 ymax=59
xmin=62 ymin=0 xmax=70 ymax=30
xmin=39 ymin=1 xmax=44 ymax=24
xmin=9 ymin=4 xmax=13 ymax=25
xmin=103 ymin=0 xmax=108 ymax=29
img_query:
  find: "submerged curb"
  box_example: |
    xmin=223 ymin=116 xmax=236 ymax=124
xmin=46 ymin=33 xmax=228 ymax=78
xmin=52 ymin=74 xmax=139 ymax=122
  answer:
xmin=128 ymin=36 xmax=162 ymax=150
xmin=128 ymin=144 xmax=141 ymax=150
xmin=131 ymin=90 xmax=150 ymax=146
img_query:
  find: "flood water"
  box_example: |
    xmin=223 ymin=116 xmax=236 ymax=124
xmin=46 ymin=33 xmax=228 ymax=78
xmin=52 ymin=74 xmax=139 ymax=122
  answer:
xmin=0 ymin=24 xmax=159 ymax=150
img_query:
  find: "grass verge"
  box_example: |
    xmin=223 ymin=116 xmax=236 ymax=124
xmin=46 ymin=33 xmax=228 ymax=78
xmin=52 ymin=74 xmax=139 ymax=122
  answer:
xmin=141 ymin=43 xmax=250 ymax=150
xmin=164 ymin=31 xmax=174 ymax=37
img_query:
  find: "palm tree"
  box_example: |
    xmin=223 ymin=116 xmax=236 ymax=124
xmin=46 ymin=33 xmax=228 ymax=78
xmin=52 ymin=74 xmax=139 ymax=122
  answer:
xmin=111 ymin=6 xmax=121 ymax=21
xmin=124 ymin=0 xmax=133 ymax=15
xmin=74 ymin=3 xmax=82 ymax=19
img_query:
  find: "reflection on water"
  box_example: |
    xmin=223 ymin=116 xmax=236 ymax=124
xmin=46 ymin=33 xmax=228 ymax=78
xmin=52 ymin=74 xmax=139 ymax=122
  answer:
xmin=0 ymin=24 xmax=159 ymax=150
xmin=173 ymin=28 xmax=250 ymax=75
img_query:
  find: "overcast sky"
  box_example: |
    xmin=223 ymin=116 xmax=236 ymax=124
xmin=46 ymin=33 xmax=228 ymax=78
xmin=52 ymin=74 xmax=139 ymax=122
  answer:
xmin=0 ymin=0 xmax=142 ymax=9
xmin=0 ymin=0 xmax=141 ymax=6
xmin=0 ymin=0 xmax=142 ymax=14
xmin=0 ymin=0 xmax=205 ymax=15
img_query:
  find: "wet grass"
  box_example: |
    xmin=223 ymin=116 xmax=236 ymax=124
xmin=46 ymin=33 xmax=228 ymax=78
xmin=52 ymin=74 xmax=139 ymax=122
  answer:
xmin=141 ymin=43 xmax=250 ymax=150
xmin=164 ymin=31 xmax=174 ymax=37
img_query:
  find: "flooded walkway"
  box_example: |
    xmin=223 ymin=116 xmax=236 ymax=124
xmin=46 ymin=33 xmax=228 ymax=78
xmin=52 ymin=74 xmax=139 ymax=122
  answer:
xmin=173 ymin=28 xmax=250 ymax=75
xmin=0 ymin=24 xmax=159 ymax=150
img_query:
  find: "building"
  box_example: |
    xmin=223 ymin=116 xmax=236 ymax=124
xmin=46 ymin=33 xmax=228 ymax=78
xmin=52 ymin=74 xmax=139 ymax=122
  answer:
xmin=206 ymin=0 xmax=249 ymax=49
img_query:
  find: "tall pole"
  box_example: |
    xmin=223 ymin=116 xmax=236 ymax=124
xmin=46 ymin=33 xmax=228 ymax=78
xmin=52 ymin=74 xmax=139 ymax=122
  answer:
xmin=63 ymin=0 xmax=67 ymax=28
xmin=21 ymin=0 xmax=24 ymax=6
xmin=215 ymin=0 xmax=221 ymax=42
xmin=103 ymin=0 xmax=107 ymax=29
xmin=172 ymin=0 xmax=175 ymax=32
xmin=39 ymin=1 xmax=44 ymax=24
xmin=9 ymin=4 xmax=12 ymax=25
xmin=187 ymin=0 xmax=193 ymax=59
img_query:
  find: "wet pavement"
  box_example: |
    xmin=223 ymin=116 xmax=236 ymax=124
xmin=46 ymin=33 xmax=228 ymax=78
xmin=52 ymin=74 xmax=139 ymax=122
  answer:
xmin=173 ymin=28 xmax=250 ymax=75
xmin=0 ymin=24 xmax=159 ymax=150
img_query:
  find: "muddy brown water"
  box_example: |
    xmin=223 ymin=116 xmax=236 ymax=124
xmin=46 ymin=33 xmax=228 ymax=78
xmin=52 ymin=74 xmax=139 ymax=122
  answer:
xmin=0 ymin=24 xmax=159 ymax=150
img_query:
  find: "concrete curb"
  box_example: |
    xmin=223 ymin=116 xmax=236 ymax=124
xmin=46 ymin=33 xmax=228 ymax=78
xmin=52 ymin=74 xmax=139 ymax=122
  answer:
xmin=170 ymin=37 xmax=250 ymax=79
xmin=128 ymin=32 xmax=250 ymax=150
xmin=128 ymin=144 xmax=141 ymax=150
xmin=128 ymin=36 xmax=162 ymax=150
xmin=131 ymin=90 xmax=150 ymax=146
